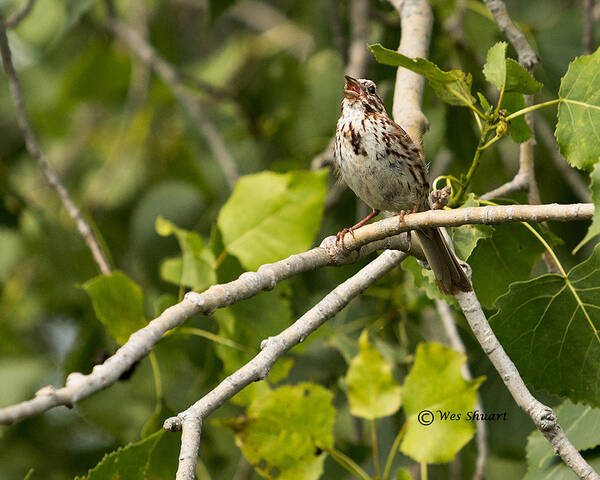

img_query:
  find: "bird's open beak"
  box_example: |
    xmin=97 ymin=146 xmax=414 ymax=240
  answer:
xmin=344 ymin=75 xmax=361 ymax=99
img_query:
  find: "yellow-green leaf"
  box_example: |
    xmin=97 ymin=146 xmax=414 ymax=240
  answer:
xmin=345 ymin=330 xmax=402 ymax=420
xmin=218 ymin=170 xmax=327 ymax=271
xmin=400 ymin=343 xmax=484 ymax=463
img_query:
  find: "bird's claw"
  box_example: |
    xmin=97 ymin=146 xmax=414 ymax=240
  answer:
xmin=336 ymin=227 xmax=356 ymax=250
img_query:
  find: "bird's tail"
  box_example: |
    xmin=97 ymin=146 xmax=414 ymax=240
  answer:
xmin=414 ymin=228 xmax=472 ymax=295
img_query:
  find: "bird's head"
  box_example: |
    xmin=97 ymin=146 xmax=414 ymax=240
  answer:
xmin=342 ymin=75 xmax=386 ymax=115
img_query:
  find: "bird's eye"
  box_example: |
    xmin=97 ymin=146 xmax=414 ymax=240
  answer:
xmin=367 ymin=85 xmax=376 ymax=94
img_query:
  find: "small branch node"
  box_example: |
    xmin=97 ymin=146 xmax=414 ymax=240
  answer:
xmin=164 ymin=416 xmax=183 ymax=432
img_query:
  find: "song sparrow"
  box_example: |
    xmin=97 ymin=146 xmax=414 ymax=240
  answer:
xmin=333 ymin=75 xmax=472 ymax=295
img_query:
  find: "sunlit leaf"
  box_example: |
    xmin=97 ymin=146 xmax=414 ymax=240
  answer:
xmin=556 ymin=47 xmax=600 ymax=169
xmin=369 ymin=44 xmax=476 ymax=106
xmin=491 ymin=244 xmax=600 ymax=405
xmin=483 ymin=42 xmax=508 ymax=91
xmin=345 ymin=330 xmax=402 ymax=420
xmin=218 ymin=170 xmax=327 ymax=271
xmin=156 ymin=217 xmax=216 ymax=291
xmin=83 ymin=271 xmax=146 ymax=344
xmin=483 ymin=42 xmax=541 ymax=95
xmin=503 ymin=92 xmax=533 ymax=143
xmin=400 ymin=343 xmax=484 ymax=463
xmin=217 ymin=383 xmax=335 ymax=480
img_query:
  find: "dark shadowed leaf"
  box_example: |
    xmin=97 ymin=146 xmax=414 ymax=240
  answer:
xmin=574 ymin=163 xmax=600 ymax=252
xmin=469 ymin=223 xmax=545 ymax=308
xmin=503 ymin=92 xmax=533 ymax=143
xmin=491 ymin=244 xmax=600 ymax=406
xmin=524 ymin=400 xmax=600 ymax=479
xmin=75 ymin=430 xmax=163 ymax=480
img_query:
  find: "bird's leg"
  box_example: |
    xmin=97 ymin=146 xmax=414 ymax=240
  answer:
xmin=336 ymin=209 xmax=380 ymax=248
xmin=394 ymin=204 xmax=420 ymax=251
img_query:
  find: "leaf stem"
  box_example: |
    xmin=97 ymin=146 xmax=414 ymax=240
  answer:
xmin=149 ymin=351 xmax=163 ymax=402
xmin=167 ymin=327 xmax=256 ymax=354
xmin=421 ymin=462 xmax=428 ymax=480
xmin=479 ymin=133 xmax=502 ymax=151
xmin=382 ymin=423 xmax=407 ymax=480
xmin=328 ymin=448 xmax=372 ymax=480
xmin=505 ymin=98 xmax=561 ymax=121
xmin=451 ymin=125 xmax=492 ymax=206
xmin=371 ymin=418 xmax=381 ymax=479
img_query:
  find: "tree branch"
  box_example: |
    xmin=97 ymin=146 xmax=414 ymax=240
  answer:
xmin=167 ymin=250 xmax=409 ymax=479
xmin=436 ymin=300 xmax=487 ymax=480
xmin=482 ymin=0 xmax=539 ymax=69
xmin=5 ymin=0 xmax=36 ymax=28
xmin=455 ymin=290 xmax=600 ymax=480
xmin=0 ymin=203 xmax=592 ymax=425
xmin=103 ymin=10 xmax=239 ymax=190
xmin=0 ymin=16 xmax=111 ymax=275
xmin=389 ymin=0 xmax=433 ymax=141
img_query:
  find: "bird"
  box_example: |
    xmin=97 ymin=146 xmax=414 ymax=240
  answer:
xmin=333 ymin=75 xmax=472 ymax=295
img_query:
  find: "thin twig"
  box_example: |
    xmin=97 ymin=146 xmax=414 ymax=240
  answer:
xmin=482 ymin=0 xmax=539 ymax=69
xmin=103 ymin=10 xmax=239 ymax=190
xmin=435 ymin=300 xmax=487 ymax=480
xmin=0 ymin=16 xmax=111 ymax=275
xmin=166 ymin=250 xmax=409 ymax=479
xmin=5 ymin=0 xmax=36 ymax=28
xmin=455 ymin=290 xmax=600 ymax=480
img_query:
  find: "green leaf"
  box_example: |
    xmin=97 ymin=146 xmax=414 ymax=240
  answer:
xmin=477 ymin=92 xmax=491 ymax=112
xmin=400 ymin=343 xmax=484 ymax=463
xmin=483 ymin=42 xmax=542 ymax=95
xmin=156 ymin=217 xmax=216 ymax=291
xmin=368 ymin=44 xmax=476 ymax=107
xmin=557 ymin=47 xmax=600 ymax=169
xmin=213 ymin=288 xmax=292 ymax=405
xmin=505 ymin=59 xmax=542 ymax=94
xmin=217 ymin=383 xmax=335 ymax=480
xmin=218 ymin=170 xmax=327 ymax=271
xmin=503 ymin=92 xmax=533 ymax=143
xmin=402 ymin=256 xmax=445 ymax=301
xmin=396 ymin=469 xmax=413 ymax=480
xmin=483 ymin=42 xmax=508 ymax=91
xmin=469 ymin=223 xmax=545 ymax=309
xmin=345 ymin=330 xmax=402 ymax=420
xmin=83 ymin=271 xmax=146 ymax=344
xmin=449 ymin=195 xmax=494 ymax=259
xmin=574 ymin=162 xmax=600 ymax=252
xmin=491 ymin=244 xmax=600 ymax=406
xmin=524 ymin=400 xmax=600 ymax=480
xmin=76 ymin=430 xmax=163 ymax=480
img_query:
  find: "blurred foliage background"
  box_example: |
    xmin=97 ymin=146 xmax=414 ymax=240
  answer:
xmin=0 ymin=0 xmax=597 ymax=479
